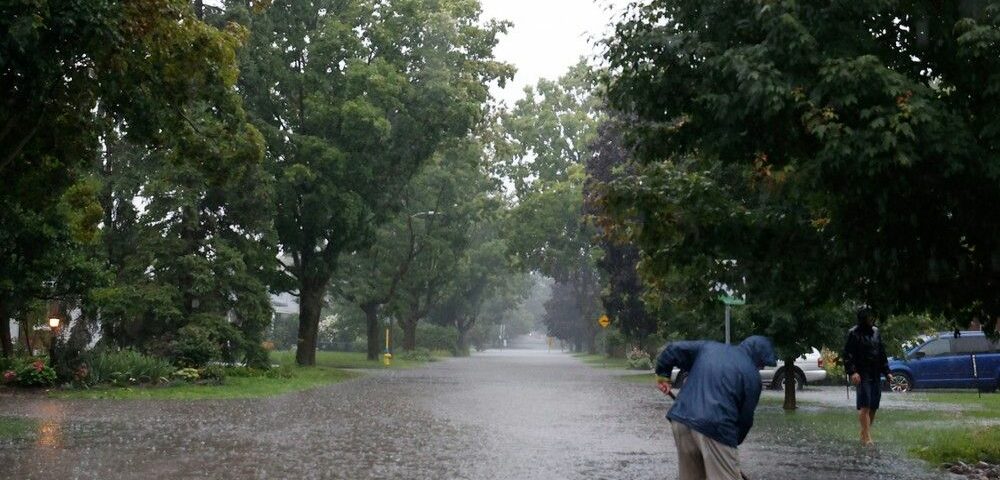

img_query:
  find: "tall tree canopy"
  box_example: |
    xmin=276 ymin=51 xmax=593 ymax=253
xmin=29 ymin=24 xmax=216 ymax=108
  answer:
xmin=604 ymin=0 xmax=1000 ymax=407
xmin=229 ymin=0 xmax=512 ymax=365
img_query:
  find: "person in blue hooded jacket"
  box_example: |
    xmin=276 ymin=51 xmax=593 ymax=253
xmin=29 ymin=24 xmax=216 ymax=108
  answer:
xmin=655 ymin=336 xmax=777 ymax=480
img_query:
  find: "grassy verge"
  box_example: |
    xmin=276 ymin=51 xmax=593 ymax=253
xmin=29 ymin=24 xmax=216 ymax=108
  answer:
xmin=51 ymin=367 xmax=357 ymax=400
xmin=0 ymin=417 xmax=36 ymax=440
xmin=572 ymin=353 xmax=633 ymax=370
xmin=755 ymin=391 xmax=1000 ymax=466
xmin=270 ymin=350 xmax=437 ymax=369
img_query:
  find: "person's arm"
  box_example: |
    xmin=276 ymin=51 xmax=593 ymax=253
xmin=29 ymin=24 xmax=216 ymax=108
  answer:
xmin=655 ymin=341 xmax=707 ymax=378
xmin=877 ymin=331 xmax=891 ymax=377
xmin=842 ymin=330 xmax=858 ymax=377
xmin=737 ymin=378 xmax=761 ymax=445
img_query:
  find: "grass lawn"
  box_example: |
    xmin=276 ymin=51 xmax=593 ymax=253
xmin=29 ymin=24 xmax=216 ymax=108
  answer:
xmin=46 ymin=350 xmax=440 ymax=401
xmin=0 ymin=416 xmax=36 ymax=440
xmin=755 ymin=391 xmax=1000 ymax=466
xmin=572 ymin=353 xmax=633 ymax=370
xmin=270 ymin=350 xmax=435 ymax=369
xmin=51 ymin=366 xmax=357 ymax=401
xmin=618 ymin=372 xmax=665 ymax=384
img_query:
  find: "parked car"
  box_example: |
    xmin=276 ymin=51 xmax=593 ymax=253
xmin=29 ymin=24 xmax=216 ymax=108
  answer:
xmin=667 ymin=347 xmax=827 ymax=390
xmin=760 ymin=348 xmax=827 ymax=390
xmin=888 ymin=331 xmax=1000 ymax=393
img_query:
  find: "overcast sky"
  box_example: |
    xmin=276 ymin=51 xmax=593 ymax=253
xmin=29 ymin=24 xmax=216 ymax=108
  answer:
xmin=479 ymin=0 xmax=632 ymax=106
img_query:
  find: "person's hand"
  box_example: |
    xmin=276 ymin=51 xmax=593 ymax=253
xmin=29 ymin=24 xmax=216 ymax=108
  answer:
xmin=886 ymin=373 xmax=894 ymax=383
xmin=850 ymin=373 xmax=861 ymax=385
xmin=657 ymin=378 xmax=672 ymax=397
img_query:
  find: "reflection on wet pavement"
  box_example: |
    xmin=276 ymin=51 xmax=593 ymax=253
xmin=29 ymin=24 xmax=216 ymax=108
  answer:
xmin=0 ymin=343 xmax=954 ymax=479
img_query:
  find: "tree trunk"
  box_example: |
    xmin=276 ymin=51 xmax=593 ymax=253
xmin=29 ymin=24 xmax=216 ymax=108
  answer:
xmin=21 ymin=319 xmax=32 ymax=353
xmin=782 ymin=358 xmax=797 ymax=411
xmin=573 ymin=337 xmax=583 ymax=353
xmin=295 ymin=282 xmax=324 ymax=366
xmin=456 ymin=322 xmax=470 ymax=356
xmin=0 ymin=300 xmax=11 ymax=358
xmin=362 ymin=302 xmax=381 ymax=361
xmin=401 ymin=318 xmax=417 ymax=351
xmin=586 ymin=329 xmax=598 ymax=354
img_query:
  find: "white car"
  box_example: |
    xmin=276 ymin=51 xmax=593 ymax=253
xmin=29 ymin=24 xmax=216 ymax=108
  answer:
xmin=759 ymin=348 xmax=827 ymax=390
xmin=668 ymin=347 xmax=827 ymax=390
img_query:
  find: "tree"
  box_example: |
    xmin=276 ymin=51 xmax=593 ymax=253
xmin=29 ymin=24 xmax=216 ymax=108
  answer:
xmin=501 ymin=62 xmax=605 ymax=353
xmin=603 ymin=0 xmax=1000 ymax=408
xmin=584 ymin=119 xmax=655 ymax=344
xmin=2 ymin=0 xmax=270 ymax=363
xmin=426 ymin=221 xmax=517 ymax=354
xmin=230 ymin=0 xmax=512 ymax=365
xmin=335 ymin=139 xmax=500 ymax=359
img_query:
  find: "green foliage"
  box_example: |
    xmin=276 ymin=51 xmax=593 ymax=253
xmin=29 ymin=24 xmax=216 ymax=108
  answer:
xmin=172 ymin=368 xmax=201 ymax=382
xmin=500 ymin=64 xmax=604 ymax=351
xmin=229 ymin=0 xmax=512 ymax=365
xmin=199 ymin=364 xmax=227 ymax=385
xmin=413 ymin=324 xmax=459 ymax=354
xmin=396 ymin=348 xmax=435 ymax=362
xmin=84 ymin=350 xmax=174 ymax=386
xmin=604 ymin=0 xmax=1000 ymax=355
xmin=625 ymin=346 xmax=653 ymax=370
xmin=170 ymin=325 xmax=223 ymax=368
xmin=15 ymin=359 xmax=57 ymax=387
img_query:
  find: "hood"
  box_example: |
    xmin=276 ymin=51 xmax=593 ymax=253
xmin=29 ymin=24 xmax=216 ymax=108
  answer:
xmin=739 ymin=335 xmax=777 ymax=367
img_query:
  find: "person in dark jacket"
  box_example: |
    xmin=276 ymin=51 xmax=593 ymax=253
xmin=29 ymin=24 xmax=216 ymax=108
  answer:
xmin=842 ymin=307 xmax=892 ymax=445
xmin=655 ymin=336 xmax=777 ymax=480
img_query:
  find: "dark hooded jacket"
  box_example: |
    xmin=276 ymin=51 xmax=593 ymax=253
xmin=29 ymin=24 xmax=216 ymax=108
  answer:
xmin=655 ymin=336 xmax=777 ymax=448
xmin=842 ymin=323 xmax=890 ymax=379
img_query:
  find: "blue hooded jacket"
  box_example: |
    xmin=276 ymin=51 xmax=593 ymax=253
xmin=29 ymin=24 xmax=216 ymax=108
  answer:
xmin=655 ymin=336 xmax=777 ymax=448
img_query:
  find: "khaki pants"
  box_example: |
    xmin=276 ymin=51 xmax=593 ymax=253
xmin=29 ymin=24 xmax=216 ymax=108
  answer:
xmin=671 ymin=421 xmax=741 ymax=480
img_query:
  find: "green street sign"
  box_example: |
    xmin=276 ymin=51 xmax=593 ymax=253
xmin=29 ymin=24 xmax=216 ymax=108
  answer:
xmin=719 ymin=294 xmax=746 ymax=306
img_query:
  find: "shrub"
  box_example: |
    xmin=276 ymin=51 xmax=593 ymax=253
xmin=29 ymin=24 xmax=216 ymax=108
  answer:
xmin=604 ymin=330 xmax=627 ymax=358
xmin=85 ymin=350 xmax=174 ymax=386
xmin=821 ymin=348 xmax=847 ymax=385
xmin=199 ymin=364 xmax=227 ymax=385
xmin=17 ymin=359 xmax=57 ymax=387
xmin=415 ymin=324 xmax=459 ymax=354
xmin=397 ymin=347 xmax=434 ymax=362
xmin=224 ymin=366 xmax=264 ymax=378
xmin=626 ymin=346 xmax=654 ymax=371
xmin=264 ymin=365 xmax=295 ymax=379
xmin=171 ymin=325 xmax=221 ymax=368
xmin=172 ymin=368 xmax=200 ymax=382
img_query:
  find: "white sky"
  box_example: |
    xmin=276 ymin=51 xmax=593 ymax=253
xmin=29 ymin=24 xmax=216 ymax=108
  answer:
xmin=480 ymin=0 xmax=632 ymax=106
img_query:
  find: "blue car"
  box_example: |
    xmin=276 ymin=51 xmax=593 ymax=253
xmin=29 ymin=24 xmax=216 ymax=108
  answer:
xmin=888 ymin=331 xmax=1000 ymax=392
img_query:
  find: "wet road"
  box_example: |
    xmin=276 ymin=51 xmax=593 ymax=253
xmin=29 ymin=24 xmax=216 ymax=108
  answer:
xmin=1 ymin=339 xmax=949 ymax=479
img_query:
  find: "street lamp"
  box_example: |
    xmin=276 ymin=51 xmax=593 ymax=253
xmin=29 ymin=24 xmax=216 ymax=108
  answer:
xmin=48 ymin=317 xmax=61 ymax=360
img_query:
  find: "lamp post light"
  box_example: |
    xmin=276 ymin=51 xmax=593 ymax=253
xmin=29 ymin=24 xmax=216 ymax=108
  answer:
xmin=48 ymin=317 xmax=61 ymax=360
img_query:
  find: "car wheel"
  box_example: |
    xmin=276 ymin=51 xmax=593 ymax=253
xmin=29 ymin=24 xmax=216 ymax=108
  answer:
xmin=771 ymin=369 xmax=805 ymax=391
xmin=890 ymin=372 xmax=912 ymax=393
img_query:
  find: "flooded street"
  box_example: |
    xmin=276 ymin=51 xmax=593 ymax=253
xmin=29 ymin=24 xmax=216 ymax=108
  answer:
xmin=0 ymin=338 xmax=951 ymax=479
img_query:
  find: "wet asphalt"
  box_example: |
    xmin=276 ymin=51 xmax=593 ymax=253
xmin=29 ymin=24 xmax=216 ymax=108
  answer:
xmin=0 ymin=336 xmax=952 ymax=479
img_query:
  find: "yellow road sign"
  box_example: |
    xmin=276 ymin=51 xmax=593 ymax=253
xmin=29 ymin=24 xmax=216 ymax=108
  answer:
xmin=598 ymin=314 xmax=610 ymax=328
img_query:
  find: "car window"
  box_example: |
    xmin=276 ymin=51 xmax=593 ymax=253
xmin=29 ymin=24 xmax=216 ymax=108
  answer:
xmin=953 ymin=337 xmax=993 ymax=355
xmin=917 ymin=339 xmax=951 ymax=357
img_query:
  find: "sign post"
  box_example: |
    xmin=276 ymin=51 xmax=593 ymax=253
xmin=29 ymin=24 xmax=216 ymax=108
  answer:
xmin=718 ymin=295 xmax=746 ymax=345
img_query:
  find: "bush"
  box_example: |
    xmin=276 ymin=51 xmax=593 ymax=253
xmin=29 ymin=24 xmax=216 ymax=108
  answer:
xmin=264 ymin=365 xmax=295 ymax=379
xmin=414 ymin=324 xmax=459 ymax=354
xmin=16 ymin=359 xmax=57 ymax=387
xmin=172 ymin=367 xmax=200 ymax=382
xmin=171 ymin=325 xmax=221 ymax=368
xmin=821 ymin=348 xmax=847 ymax=385
xmin=85 ymin=350 xmax=174 ymax=386
xmin=199 ymin=364 xmax=227 ymax=385
xmin=397 ymin=347 xmax=434 ymax=362
xmin=604 ymin=330 xmax=627 ymax=358
xmin=626 ymin=346 xmax=654 ymax=371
